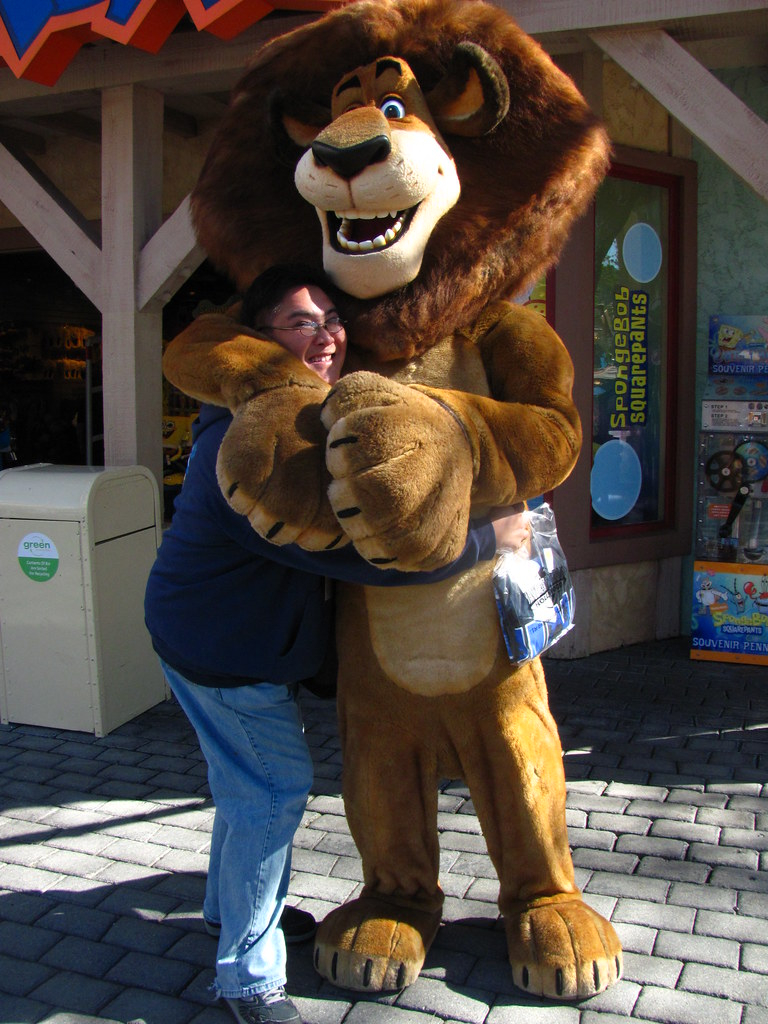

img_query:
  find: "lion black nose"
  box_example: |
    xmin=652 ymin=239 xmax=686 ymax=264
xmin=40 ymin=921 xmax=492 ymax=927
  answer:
xmin=312 ymin=135 xmax=391 ymax=179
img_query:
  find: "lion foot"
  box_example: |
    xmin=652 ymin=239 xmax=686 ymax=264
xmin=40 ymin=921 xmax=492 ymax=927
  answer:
xmin=313 ymin=896 xmax=441 ymax=992
xmin=505 ymin=894 xmax=623 ymax=1000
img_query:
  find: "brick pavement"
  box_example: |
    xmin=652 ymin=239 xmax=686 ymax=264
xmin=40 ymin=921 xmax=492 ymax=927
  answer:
xmin=1 ymin=636 xmax=767 ymax=1024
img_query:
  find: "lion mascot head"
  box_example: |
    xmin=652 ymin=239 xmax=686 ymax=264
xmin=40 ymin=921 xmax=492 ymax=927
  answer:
xmin=191 ymin=0 xmax=609 ymax=360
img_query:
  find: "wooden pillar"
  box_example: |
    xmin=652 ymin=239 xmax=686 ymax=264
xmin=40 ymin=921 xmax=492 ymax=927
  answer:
xmin=101 ymin=84 xmax=164 ymax=489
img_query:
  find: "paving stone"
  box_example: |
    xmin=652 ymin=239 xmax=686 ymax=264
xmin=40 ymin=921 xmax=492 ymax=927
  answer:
xmin=441 ymin=894 xmax=499 ymax=924
xmin=92 ymin=864 xmax=168 ymax=888
xmin=39 ymin=934 xmax=125 ymax=976
xmin=36 ymin=902 xmax=116 ymax=941
xmin=96 ymin=885 xmax=181 ymax=921
xmin=635 ymin=856 xmax=709 ymax=883
xmin=0 ymin=951 xmax=55 ymax=996
xmin=722 ymin=826 xmax=768 ymax=850
xmin=566 ymin=826 xmax=616 ymax=850
xmin=654 ymin=931 xmax=740 ymax=969
xmin=612 ymin=898 xmax=695 ymax=933
xmin=100 ymin=986 xmax=199 ymax=1024
xmin=695 ymin=908 xmax=768 ymax=943
xmin=396 ymin=974 xmax=492 ymax=1023
xmin=101 ymin=914 xmax=185 ymax=954
xmin=743 ymin=1007 xmax=768 ymax=1024
xmin=290 ymin=846 xmax=340 ymax=876
xmin=313 ymin=831 xmax=360 ymax=857
xmin=343 ymin=1003 xmax=435 ymax=1024
xmin=709 ymin=865 xmax=768 ymax=893
xmin=329 ymin=857 xmax=365 ymax=883
xmin=29 ymin=969 xmax=122 ymax=1016
xmin=439 ymin=831 xmax=491 ymax=854
xmin=0 ymin=862 xmax=67 ymax=892
xmin=742 ymin=944 xmax=768 ymax=976
xmin=571 ymin=848 xmax=639 ymax=873
xmin=452 ymin=853 xmax=498 ymax=879
xmin=486 ymin=997 xmax=581 ymax=1022
xmin=696 ymin=805 xmax=756 ymax=828
xmin=666 ymin=880 xmax=737 ymax=912
xmin=649 ymin=819 xmax=721 ymax=844
xmin=36 ymin=848 xmax=116 ymax=877
xmin=105 ymin=948 xmax=198 ymax=993
xmin=436 ymin=812 xmax=482 ymax=835
xmin=583 ymin=871 xmax=669 ymax=902
xmin=680 ymin=961 xmax=768 ymax=1006
xmin=0 ymin=840 xmax=49 ymax=867
xmin=0 ymin=919 xmax=61 ymax=959
xmin=289 ymin=871 xmax=358 ymax=903
xmin=627 ymin=798 xmax=695 ymax=821
xmin=620 ymin=950 xmax=682 ymax=988
xmin=635 ymin=981 xmax=742 ymax=1022
xmin=435 ymin=921 xmax=508 ymax=960
xmin=617 ymin=835 xmax=687 ymax=859
xmin=739 ymin=891 xmax=768 ymax=918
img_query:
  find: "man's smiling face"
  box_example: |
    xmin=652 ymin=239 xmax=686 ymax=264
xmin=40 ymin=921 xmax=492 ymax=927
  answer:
xmin=261 ymin=284 xmax=347 ymax=384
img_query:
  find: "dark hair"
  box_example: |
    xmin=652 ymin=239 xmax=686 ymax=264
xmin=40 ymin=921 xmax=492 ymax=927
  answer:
xmin=240 ymin=264 xmax=343 ymax=329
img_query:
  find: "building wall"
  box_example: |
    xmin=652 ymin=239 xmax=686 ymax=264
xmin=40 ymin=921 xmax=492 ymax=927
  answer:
xmin=693 ymin=66 xmax=768 ymax=407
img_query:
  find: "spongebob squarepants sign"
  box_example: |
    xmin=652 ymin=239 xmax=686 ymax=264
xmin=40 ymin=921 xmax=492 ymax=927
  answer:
xmin=0 ymin=0 xmax=337 ymax=86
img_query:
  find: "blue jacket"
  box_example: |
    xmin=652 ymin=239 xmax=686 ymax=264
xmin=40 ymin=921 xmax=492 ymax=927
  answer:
xmin=145 ymin=404 xmax=495 ymax=687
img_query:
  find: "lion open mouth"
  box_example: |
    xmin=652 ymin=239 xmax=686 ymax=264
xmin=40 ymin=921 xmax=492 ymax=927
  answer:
xmin=329 ymin=207 xmax=417 ymax=253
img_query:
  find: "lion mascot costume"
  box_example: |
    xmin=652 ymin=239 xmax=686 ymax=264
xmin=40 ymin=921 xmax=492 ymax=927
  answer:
xmin=164 ymin=0 xmax=623 ymax=1001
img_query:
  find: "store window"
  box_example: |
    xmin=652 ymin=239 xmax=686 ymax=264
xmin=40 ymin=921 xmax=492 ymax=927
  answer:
xmin=552 ymin=147 xmax=696 ymax=569
xmin=591 ymin=166 xmax=678 ymax=535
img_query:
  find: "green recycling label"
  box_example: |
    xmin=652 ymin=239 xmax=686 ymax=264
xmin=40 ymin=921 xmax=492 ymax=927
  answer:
xmin=18 ymin=532 xmax=60 ymax=582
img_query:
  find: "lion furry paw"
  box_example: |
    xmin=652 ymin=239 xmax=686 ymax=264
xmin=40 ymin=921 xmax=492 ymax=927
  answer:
xmin=313 ymin=896 xmax=441 ymax=992
xmin=505 ymin=895 xmax=622 ymax=1000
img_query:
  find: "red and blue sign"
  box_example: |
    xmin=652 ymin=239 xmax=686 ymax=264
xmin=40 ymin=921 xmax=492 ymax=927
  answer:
xmin=0 ymin=0 xmax=339 ymax=86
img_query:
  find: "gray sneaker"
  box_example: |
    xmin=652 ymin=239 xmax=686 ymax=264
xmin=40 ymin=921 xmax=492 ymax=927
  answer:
xmin=225 ymin=989 xmax=301 ymax=1024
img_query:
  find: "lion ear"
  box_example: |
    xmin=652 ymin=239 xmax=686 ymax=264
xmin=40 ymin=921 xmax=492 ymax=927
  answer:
xmin=268 ymin=90 xmax=332 ymax=161
xmin=427 ymin=42 xmax=510 ymax=137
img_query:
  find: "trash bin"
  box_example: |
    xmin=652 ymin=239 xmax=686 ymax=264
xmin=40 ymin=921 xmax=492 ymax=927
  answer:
xmin=0 ymin=464 xmax=167 ymax=736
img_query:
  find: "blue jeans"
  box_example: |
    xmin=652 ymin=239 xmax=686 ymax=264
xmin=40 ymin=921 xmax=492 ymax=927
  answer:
xmin=160 ymin=661 xmax=314 ymax=999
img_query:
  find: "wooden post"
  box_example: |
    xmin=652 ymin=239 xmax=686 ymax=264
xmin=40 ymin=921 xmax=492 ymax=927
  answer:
xmin=101 ymin=84 xmax=164 ymax=489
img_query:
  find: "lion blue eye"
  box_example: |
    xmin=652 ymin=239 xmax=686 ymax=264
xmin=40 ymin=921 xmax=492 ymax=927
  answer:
xmin=380 ymin=97 xmax=406 ymax=119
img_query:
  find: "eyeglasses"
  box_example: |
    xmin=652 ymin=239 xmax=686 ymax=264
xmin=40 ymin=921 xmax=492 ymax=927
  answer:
xmin=258 ymin=316 xmax=346 ymax=339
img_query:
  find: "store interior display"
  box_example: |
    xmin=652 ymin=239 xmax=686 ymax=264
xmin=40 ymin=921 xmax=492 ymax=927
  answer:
xmin=1 ymin=249 xmax=234 ymax=517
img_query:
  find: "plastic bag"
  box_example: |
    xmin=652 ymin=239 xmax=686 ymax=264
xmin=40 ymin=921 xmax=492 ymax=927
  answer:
xmin=493 ymin=503 xmax=575 ymax=664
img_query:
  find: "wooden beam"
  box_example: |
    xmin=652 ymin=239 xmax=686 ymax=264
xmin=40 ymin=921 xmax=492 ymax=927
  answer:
xmin=505 ymin=0 xmax=768 ymax=35
xmin=591 ymin=28 xmax=768 ymax=202
xmin=137 ymin=194 xmax=205 ymax=310
xmin=0 ymin=142 xmax=102 ymax=304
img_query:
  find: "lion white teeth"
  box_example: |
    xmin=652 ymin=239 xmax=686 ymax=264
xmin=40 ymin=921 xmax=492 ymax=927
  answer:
xmin=336 ymin=212 xmax=406 ymax=252
xmin=334 ymin=210 xmax=399 ymax=220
